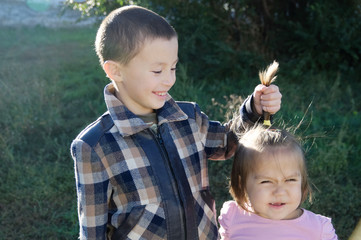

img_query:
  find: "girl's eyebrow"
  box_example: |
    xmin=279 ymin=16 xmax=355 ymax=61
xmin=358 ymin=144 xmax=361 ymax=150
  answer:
xmin=254 ymin=172 xmax=301 ymax=180
xmin=286 ymin=173 xmax=301 ymax=178
xmin=282 ymin=172 xmax=301 ymax=179
xmin=254 ymin=175 xmax=272 ymax=180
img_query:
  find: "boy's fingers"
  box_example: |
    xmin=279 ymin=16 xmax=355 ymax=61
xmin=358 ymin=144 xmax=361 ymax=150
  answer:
xmin=253 ymin=84 xmax=266 ymax=101
xmin=260 ymin=84 xmax=282 ymax=114
xmin=260 ymin=91 xmax=282 ymax=101
xmin=261 ymin=97 xmax=282 ymax=114
xmin=261 ymin=99 xmax=282 ymax=107
xmin=260 ymin=85 xmax=282 ymax=101
xmin=253 ymin=84 xmax=282 ymax=115
xmin=262 ymin=105 xmax=281 ymax=114
xmin=260 ymin=84 xmax=280 ymax=95
xmin=265 ymin=84 xmax=279 ymax=92
xmin=262 ymin=98 xmax=282 ymax=113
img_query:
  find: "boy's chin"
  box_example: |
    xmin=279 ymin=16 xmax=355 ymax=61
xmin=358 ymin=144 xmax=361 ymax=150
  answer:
xmin=152 ymin=101 xmax=166 ymax=110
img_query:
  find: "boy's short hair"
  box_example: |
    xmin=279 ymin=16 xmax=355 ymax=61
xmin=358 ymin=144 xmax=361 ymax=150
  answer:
xmin=95 ymin=5 xmax=177 ymax=66
xmin=230 ymin=126 xmax=312 ymax=211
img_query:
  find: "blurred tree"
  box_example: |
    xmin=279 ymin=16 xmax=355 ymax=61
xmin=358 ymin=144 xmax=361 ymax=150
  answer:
xmin=66 ymin=0 xmax=361 ymax=76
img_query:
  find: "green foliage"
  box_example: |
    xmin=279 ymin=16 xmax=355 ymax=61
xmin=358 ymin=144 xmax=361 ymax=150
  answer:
xmin=276 ymin=0 xmax=361 ymax=73
xmin=66 ymin=0 xmax=361 ymax=79
xmin=65 ymin=0 xmax=152 ymax=17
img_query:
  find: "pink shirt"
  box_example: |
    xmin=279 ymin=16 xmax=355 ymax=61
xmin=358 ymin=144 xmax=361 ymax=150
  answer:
xmin=218 ymin=201 xmax=338 ymax=240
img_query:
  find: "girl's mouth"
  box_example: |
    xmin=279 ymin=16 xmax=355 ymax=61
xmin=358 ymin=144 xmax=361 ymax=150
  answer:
xmin=269 ymin=202 xmax=285 ymax=207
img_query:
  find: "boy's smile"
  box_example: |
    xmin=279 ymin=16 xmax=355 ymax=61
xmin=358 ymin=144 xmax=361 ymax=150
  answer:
xmin=114 ymin=37 xmax=178 ymax=115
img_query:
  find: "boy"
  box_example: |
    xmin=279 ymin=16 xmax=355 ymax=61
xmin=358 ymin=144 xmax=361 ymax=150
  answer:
xmin=71 ymin=5 xmax=282 ymax=240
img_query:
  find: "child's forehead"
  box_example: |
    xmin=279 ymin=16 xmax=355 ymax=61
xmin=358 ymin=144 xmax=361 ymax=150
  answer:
xmin=138 ymin=37 xmax=178 ymax=55
xmin=261 ymin=146 xmax=302 ymax=159
xmin=252 ymin=147 xmax=303 ymax=172
xmin=141 ymin=36 xmax=178 ymax=48
xmin=127 ymin=37 xmax=178 ymax=66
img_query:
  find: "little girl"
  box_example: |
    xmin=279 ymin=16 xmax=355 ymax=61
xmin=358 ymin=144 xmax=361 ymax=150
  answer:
xmin=218 ymin=126 xmax=338 ymax=239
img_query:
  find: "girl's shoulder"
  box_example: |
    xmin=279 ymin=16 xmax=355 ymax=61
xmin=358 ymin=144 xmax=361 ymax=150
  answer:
xmin=302 ymin=209 xmax=338 ymax=239
xmin=219 ymin=201 xmax=251 ymax=221
xmin=219 ymin=201 xmax=238 ymax=221
xmin=302 ymin=209 xmax=332 ymax=223
xmin=220 ymin=200 xmax=239 ymax=213
xmin=218 ymin=200 xmax=245 ymax=237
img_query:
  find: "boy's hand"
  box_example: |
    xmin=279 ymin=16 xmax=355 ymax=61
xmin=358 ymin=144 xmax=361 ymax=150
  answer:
xmin=252 ymin=84 xmax=282 ymax=115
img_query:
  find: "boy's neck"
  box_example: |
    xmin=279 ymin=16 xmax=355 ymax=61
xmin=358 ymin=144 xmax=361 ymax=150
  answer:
xmin=109 ymin=82 xmax=158 ymax=123
xmin=138 ymin=112 xmax=158 ymax=125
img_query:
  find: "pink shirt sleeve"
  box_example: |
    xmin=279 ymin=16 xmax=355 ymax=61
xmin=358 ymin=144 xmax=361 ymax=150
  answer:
xmin=321 ymin=216 xmax=338 ymax=240
xmin=218 ymin=201 xmax=237 ymax=240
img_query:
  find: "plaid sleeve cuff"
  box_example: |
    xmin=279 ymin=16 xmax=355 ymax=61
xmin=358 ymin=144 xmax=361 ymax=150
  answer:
xmin=240 ymin=95 xmax=273 ymax=124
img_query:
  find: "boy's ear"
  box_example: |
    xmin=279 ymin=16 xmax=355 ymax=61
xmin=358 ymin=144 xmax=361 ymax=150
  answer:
xmin=103 ymin=60 xmax=122 ymax=82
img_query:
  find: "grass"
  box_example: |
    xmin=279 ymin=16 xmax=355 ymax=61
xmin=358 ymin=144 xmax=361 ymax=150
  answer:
xmin=0 ymin=26 xmax=104 ymax=239
xmin=0 ymin=26 xmax=360 ymax=239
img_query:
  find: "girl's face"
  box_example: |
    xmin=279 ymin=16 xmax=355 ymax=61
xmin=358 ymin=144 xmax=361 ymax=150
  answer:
xmin=245 ymin=148 xmax=303 ymax=220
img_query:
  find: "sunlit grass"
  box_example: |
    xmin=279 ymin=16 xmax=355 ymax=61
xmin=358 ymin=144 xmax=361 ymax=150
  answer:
xmin=0 ymin=26 xmax=102 ymax=239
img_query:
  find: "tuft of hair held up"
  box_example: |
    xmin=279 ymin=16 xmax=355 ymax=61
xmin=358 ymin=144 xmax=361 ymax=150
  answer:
xmin=259 ymin=60 xmax=279 ymax=126
xmin=259 ymin=60 xmax=279 ymax=87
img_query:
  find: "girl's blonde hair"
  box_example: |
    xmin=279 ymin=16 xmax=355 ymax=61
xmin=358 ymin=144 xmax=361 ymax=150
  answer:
xmin=229 ymin=125 xmax=312 ymax=211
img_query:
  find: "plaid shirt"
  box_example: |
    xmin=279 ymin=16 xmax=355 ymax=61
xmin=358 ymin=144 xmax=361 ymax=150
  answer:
xmin=71 ymin=84 xmax=259 ymax=240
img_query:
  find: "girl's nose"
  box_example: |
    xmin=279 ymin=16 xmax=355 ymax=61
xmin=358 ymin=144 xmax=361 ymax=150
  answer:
xmin=273 ymin=185 xmax=286 ymax=195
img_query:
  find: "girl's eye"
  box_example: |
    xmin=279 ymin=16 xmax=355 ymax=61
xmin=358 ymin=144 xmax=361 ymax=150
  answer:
xmin=171 ymin=67 xmax=177 ymax=71
xmin=286 ymin=178 xmax=297 ymax=182
xmin=152 ymin=70 xmax=162 ymax=74
xmin=260 ymin=180 xmax=271 ymax=184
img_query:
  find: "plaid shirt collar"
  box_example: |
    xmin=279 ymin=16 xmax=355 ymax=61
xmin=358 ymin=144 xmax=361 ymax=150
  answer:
xmin=104 ymin=83 xmax=188 ymax=137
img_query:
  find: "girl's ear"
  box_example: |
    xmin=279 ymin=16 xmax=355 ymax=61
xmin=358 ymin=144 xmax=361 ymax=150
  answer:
xmin=103 ymin=60 xmax=122 ymax=82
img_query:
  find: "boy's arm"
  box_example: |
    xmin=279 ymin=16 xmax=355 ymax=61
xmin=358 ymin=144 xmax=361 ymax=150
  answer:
xmin=196 ymin=84 xmax=282 ymax=160
xmin=71 ymin=139 xmax=110 ymax=240
xmin=240 ymin=95 xmax=263 ymax=124
xmin=195 ymin=96 xmax=257 ymax=160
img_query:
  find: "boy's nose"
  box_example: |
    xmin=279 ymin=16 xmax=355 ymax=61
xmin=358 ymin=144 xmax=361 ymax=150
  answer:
xmin=162 ymin=71 xmax=176 ymax=86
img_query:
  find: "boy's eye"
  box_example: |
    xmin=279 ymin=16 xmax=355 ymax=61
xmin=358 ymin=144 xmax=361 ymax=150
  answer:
xmin=152 ymin=70 xmax=162 ymax=74
xmin=171 ymin=67 xmax=177 ymax=71
xmin=286 ymin=178 xmax=297 ymax=182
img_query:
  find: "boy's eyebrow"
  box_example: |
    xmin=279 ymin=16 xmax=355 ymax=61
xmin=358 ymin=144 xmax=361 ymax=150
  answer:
xmin=152 ymin=58 xmax=179 ymax=66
